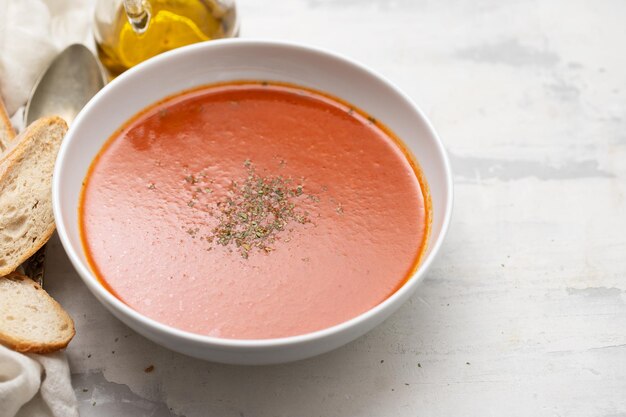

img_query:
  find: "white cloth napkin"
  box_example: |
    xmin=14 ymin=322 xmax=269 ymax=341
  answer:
xmin=0 ymin=0 xmax=92 ymax=415
xmin=0 ymin=0 xmax=93 ymax=121
xmin=0 ymin=345 xmax=78 ymax=417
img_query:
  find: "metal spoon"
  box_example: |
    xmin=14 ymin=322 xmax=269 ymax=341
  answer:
xmin=22 ymin=44 xmax=107 ymax=285
xmin=25 ymin=44 xmax=107 ymax=125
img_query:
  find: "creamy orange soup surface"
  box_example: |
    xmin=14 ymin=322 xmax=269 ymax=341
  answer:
xmin=80 ymin=82 xmax=430 ymax=339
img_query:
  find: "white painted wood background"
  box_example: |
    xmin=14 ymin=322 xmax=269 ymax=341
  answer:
xmin=42 ymin=0 xmax=626 ymax=415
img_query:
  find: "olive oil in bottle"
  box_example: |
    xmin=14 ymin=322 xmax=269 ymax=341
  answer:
xmin=94 ymin=0 xmax=238 ymax=77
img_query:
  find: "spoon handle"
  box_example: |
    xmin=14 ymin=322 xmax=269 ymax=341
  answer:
xmin=21 ymin=246 xmax=46 ymax=287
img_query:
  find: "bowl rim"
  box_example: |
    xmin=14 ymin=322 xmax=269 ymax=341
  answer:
xmin=53 ymin=38 xmax=453 ymax=349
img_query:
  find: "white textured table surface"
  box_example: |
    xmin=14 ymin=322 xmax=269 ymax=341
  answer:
xmin=45 ymin=1 xmax=626 ymax=416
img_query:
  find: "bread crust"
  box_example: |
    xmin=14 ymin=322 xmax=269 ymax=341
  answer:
xmin=0 ymin=95 xmax=15 ymax=151
xmin=0 ymin=272 xmax=75 ymax=353
xmin=0 ymin=117 xmax=67 ymax=276
xmin=0 ymin=223 xmax=56 ymax=277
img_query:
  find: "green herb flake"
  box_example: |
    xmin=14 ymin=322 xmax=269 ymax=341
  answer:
xmin=207 ymin=160 xmax=317 ymax=258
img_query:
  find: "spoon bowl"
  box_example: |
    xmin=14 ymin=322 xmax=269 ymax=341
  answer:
xmin=25 ymin=44 xmax=106 ymax=126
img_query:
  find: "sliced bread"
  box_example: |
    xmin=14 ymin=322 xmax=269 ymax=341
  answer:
xmin=0 ymin=117 xmax=67 ymax=276
xmin=0 ymin=272 xmax=75 ymax=353
xmin=0 ymin=95 xmax=15 ymax=152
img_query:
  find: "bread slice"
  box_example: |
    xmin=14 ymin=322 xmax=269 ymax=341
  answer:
xmin=0 ymin=272 xmax=75 ymax=353
xmin=0 ymin=117 xmax=67 ymax=276
xmin=0 ymin=95 xmax=15 ymax=152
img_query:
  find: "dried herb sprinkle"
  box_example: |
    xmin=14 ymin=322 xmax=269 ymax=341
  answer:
xmin=206 ymin=161 xmax=315 ymax=258
xmin=174 ymin=160 xmax=339 ymax=259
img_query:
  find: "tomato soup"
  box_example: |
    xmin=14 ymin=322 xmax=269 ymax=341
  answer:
xmin=80 ymin=82 xmax=430 ymax=339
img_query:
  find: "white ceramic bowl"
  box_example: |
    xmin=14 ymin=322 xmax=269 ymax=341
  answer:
xmin=53 ymin=39 xmax=453 ymax=365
